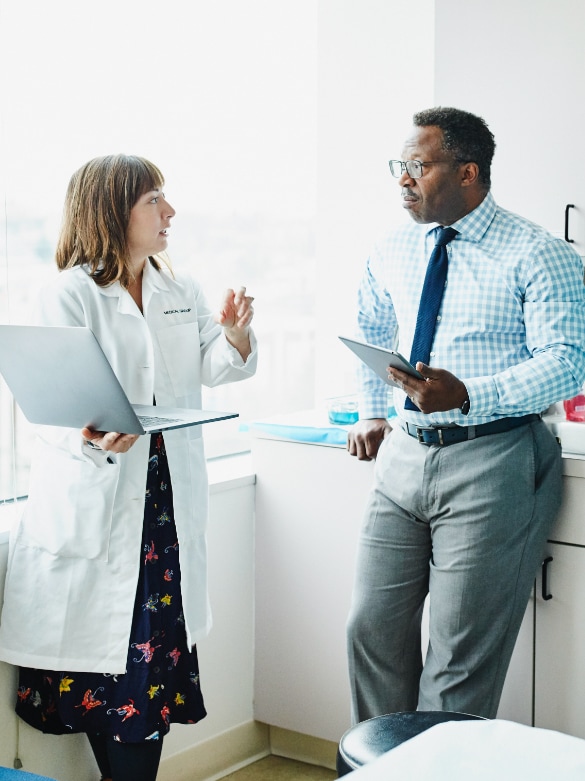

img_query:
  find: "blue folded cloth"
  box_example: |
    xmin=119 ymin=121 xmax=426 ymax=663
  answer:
xmin=245 ymin=406 xmax=397 ymax=446
xmin=0 ymin=768 xmax=57 ymax=780
xmin=248 ymin=421 xmax=349 ymax=445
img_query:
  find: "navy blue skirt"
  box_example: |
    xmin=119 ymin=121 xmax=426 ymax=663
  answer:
xmin=16 ymin=433 xmax=207 ymax=742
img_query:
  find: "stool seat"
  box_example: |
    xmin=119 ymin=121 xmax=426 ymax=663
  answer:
xmin=337 ymin=711 xmax=485 ymax=776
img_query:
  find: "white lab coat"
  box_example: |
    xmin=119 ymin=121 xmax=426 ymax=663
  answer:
xmin=0 ymin=261 xmax=257 ymax=673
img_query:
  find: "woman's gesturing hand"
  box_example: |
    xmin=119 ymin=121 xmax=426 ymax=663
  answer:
xmin=216 ymin=286 xmax=255 ymax=360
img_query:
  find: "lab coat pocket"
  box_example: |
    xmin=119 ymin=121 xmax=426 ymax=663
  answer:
xmin=18 ymin=447 xmax=120 ymax=561
xmin=157 ymin=322 xmax=201 ymax=400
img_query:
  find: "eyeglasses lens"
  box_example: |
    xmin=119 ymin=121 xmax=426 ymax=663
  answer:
xmin=389 ymin=160 xmax=423 ymax=179
xmin=406 ymin=161 xmax=423 ymax=178
xmin=389 ymin=160 xmax=402 ymax=178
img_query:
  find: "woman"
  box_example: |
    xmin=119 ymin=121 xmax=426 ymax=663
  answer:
xmin=0 ymin=155 xmax=257 ymax=780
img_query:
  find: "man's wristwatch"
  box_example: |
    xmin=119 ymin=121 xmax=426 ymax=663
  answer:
xmin=460 ymin=397 xmax=470 ymax=416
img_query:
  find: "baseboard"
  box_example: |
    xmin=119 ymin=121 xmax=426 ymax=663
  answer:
xmin=158 ymin=721 xmax=270 ymax=781
xmin=157 ymin=721 xmax=339 ymax=780
xmin=268 ymin=725 xmax=338 ymax=771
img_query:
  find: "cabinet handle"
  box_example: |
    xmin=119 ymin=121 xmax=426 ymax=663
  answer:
xmin=542 ymin=556 xmax=553 ymax=601
xmin=565 ymin=204 xmax=575 ymax=243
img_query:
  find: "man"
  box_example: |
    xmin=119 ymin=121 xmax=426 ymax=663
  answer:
xmin=345 ymin=107 xmax=585 ymax=721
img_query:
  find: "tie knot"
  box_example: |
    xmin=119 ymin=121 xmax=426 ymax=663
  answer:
xmin=435 ymin=226 xmax=458 ymax=247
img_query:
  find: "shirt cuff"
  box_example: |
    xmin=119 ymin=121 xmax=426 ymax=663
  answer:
xmin=358 ymin=393 xmax=391 ymax=420
xmin=462 ymin=376 xmax=499 ymax=417
xmin=82 ymin=439 xmax=117 ymax=466
xmin=224 ymin=329 xmax=258 ymax=366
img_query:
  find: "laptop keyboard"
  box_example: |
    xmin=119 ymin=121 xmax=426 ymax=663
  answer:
xmin=137 ymin=415 xmax=183 ymax=427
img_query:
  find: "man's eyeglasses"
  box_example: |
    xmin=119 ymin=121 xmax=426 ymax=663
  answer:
xmin=388 ymin=159 xmax=451 ymax=179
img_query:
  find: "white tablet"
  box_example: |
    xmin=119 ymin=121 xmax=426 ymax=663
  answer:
xmin=339 ymin=336 xmax=424 ymax=387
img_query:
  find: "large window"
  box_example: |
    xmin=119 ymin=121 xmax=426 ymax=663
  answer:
xmin=0 ymin=0 xmax=318 ymax=499
xmin=0 ymin=0 xmax=435 ymax=503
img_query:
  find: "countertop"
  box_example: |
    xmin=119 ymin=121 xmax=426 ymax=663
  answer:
xmin=250 ymin=409 xmax=585 ymax=471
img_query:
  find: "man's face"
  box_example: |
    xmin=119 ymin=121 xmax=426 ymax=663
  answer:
xmin=399 ymin=125 xmax=466 ymax=226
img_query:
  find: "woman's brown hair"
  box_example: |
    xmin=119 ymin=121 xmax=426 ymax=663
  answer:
xmin=56 ymin=154 xmax=169 ymax=288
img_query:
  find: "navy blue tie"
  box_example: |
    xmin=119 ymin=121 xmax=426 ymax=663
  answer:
xmin=405 ymin=226 xmax=457 ymax=411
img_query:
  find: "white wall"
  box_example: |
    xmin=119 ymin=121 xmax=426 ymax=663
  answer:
xmin=315 ymin=0 xmax=435 ymax=403
xmin=0 ymin=478 xmax=256 ymax=780
xmin=434 ymin=0 xmax=585 ymax=253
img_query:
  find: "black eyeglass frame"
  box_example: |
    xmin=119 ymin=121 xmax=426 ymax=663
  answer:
xmin=388 ymin=159 xmax=454 ymax=179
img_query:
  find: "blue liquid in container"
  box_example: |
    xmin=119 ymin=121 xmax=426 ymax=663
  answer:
xmin=328 ymin=409 xmax=359 ymax=425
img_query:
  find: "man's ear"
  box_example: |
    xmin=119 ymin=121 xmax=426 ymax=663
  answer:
xmin=460 ymin=161 xmax=480 ymax=187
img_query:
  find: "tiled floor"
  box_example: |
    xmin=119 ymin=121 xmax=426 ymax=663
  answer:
xmin=219 ymin=756 xmax=337 ymax=780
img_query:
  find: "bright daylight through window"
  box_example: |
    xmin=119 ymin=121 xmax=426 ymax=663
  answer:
xmin=0 ymin=0 xmax=317 ymax=501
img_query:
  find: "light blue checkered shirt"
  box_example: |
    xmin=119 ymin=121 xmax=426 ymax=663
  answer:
xmin=356 ymin=191 xmax=585 ymax=425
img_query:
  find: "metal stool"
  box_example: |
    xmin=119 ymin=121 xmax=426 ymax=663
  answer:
xmin=336 ymin=711 xmax=486 ymax=776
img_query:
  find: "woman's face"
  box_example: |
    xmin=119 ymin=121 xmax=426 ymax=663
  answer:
xmin=126 ymin=188 xmax=176 ymax=267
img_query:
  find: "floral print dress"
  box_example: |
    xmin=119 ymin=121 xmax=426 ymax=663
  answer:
xmin=16 ymin=433 xmax=207 ymax=742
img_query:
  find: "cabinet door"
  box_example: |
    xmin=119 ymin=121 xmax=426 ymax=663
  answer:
xmin=253 ymin=436 xmax=375 ymax=742
xmin=551 ymin=474 xmax=585 ymax=546
xmin=534 ymin=543 xmax=585 ymax=739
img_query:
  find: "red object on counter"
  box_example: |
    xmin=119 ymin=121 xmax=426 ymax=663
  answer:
xmin=564 ymin=394 xmax=585 ymax=422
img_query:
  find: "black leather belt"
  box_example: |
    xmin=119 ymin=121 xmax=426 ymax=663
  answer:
xmin=399 ymin=414 xmax=540 ymax=446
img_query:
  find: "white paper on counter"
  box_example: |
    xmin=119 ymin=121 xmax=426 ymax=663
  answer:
xmin=347 ymin=719 xmax=585 ymax=779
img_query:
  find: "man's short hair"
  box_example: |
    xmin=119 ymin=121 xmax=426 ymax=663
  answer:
xmin=413 ymin=107 xmax=496 ymax=189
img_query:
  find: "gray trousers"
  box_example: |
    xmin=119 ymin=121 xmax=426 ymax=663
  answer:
xmin=346 ymin=419 xmax=562 ymax=721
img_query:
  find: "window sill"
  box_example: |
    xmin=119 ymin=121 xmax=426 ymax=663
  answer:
xmin=0 ymin=453 xmax=256 ymax=545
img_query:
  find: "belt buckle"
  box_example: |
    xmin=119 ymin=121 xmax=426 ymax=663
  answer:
xmin=416 ymin=425 xmax=443 ymax=445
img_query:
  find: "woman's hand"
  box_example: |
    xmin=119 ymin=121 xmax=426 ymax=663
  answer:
xmin=216 ymin=286 xmax=255 ymax=361
xmin=81 ymin=427 xmax=140 ymax=454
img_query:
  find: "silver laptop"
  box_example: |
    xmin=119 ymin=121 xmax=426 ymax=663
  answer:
xmin=339 ymin=335 xmax=424 ymax=387
xmin=0 ymin=325 xmax=238 ymax=434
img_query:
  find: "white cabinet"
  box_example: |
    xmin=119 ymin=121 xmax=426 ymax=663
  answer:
xmin=534 ymin=542 xmax=585 ymax=738
xmin=497 ymin=460 xmax=585 ymax=738
xmin=253 ymin=425 xmax=585 ymax=743
xmin=532 ymin=465 xmax=585 ymax=739
xmin=252 ymin=433 xmax=374 ymax=743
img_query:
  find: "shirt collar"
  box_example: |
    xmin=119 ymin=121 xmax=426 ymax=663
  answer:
xmin=142 ymin=256 xmax=171 ymax=293
xmin=94 ymin=257 xmax=170 ymax=298
xmin=425 ymin=191 xmax=497 ymax=243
